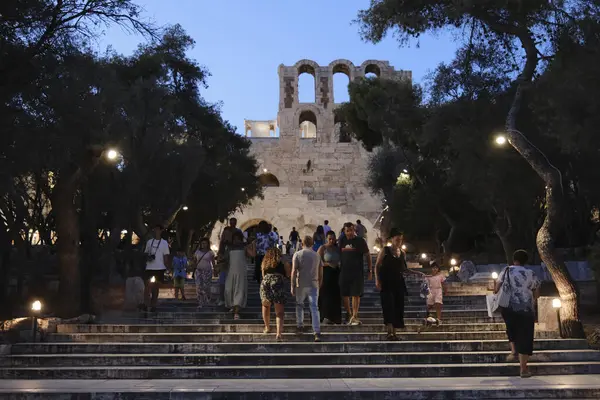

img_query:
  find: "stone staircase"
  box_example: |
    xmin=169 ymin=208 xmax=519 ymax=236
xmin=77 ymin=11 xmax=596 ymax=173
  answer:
xmin=1 ymin=263 xmax=600 ymax=399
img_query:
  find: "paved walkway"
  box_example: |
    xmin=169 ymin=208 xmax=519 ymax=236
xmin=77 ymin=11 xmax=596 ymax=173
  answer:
xmin=1 ymin=375 xmax=599 ymax=393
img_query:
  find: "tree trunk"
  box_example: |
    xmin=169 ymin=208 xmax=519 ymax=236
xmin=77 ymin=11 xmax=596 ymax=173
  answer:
xmin=504 ymin=30 xmax=583 ymax=337
xmin=52 ymin=176 xmax=82 ymax=317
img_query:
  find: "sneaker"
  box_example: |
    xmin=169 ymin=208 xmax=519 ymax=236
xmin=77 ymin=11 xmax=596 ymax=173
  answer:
xmin=314 ymin=333 xmax=322 ymax=342
xmin=295 ymin=326 xmax=305 ymax=334
xmin=351 ymin=318 xmax=361 ymax=326
xmin=520 ymin=371 xmax=532 ymax=378
xmin=506 ymin=353 xmax=518 ymax=362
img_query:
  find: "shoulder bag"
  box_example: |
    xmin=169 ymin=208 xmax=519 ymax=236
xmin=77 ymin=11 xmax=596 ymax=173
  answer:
xmin=491 ymin=267 xmax=512 ymax=313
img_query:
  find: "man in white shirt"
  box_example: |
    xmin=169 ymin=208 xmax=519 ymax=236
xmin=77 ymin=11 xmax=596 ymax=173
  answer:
xmin=291 ymin=236 xmax=323 ymax=342
xmin=142 ymin=224 xmax=170 ymax=312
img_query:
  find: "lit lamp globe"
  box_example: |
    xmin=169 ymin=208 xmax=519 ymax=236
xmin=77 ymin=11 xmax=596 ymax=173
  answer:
xmin=495 ymin=135 xmax=507 ymax=146
xmin=450 ymin=258 xmax=457 ymax=266
xmin=401 ymin=244 xmax=406 ymax=250
xmin=182 ymin=206 xmax=189 ymax=211
xmin=491 ymin=272 xmax=499 ymax=280
xmin=421 ymin=253 xmax=427 ymax=260
xmin=210 ymin=244 xmax=218 ymax=252
xmin=106 ymin=149 xmax=119 ymax=161
xmin=552 ymin=298 xmax=562 ymax=309
xmin=150 ymin=276 xmax=156 ymax=283
xmin=31 ymin=300 xmax=42 ymax=312
xmin=386 ymin=242 xmax=392 ymax=247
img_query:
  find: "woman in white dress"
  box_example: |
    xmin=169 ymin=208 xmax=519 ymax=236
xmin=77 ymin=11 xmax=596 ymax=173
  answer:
xmin=224 ymin=231 xmax=253 ymax=320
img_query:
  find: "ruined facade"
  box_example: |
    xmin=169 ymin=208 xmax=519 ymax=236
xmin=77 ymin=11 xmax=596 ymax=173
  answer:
xmin=212 ymin=59 xmax=411 ymax=248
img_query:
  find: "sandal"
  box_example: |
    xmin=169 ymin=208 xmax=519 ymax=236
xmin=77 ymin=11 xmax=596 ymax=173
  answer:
xmin=520 ymin=371 xmax=532 ymax=378
xmin=276 ymin=335 xmax=283 ymax=342
xmin=385 ymin=333 xmax=395 ymax=341
xmin=263 ymin=327 xmax=270 ymax=334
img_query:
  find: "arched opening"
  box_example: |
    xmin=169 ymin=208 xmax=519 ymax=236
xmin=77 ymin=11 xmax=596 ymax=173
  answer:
xmin=298 ymin=64 xmax=316 ymax=103
xmin=299 ymin=110 xmax=317 ymax=138
xmin=240 ymin=218 xmax=274 ymax=243
xmin=334 ymin=114 xmax=351 ymax=143
xmin=245 ymin=124 xmax=252 ymax=137
xmin=332 ymin=64 xmax=351 ymax=103
xmin=258 ymin=173 xmax=280 ymax=187
xmin=364 ymin=64 xmax=381 ymax=79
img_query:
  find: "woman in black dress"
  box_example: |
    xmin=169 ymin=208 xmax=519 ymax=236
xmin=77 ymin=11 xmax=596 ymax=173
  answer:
xmin=317 ymin=231 xmax=342 ymax=324
xmin=374 ymin=228 xmax=419 ymax=340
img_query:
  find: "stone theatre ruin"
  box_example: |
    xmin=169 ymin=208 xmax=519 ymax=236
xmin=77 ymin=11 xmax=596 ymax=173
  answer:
xmin=212 ymin=59 xmax=411 ymax=248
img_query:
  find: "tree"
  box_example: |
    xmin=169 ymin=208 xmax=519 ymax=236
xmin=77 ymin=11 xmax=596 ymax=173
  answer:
xmin=355 ymin=0 xmax=592 ymax=337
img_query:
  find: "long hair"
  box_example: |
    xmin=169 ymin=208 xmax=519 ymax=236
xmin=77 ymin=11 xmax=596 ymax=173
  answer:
xmin=261 ymin=247 xmax=281 ymax=273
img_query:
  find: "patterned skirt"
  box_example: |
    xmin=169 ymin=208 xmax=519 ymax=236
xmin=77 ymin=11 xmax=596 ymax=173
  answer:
xmin=260 ymin=273 xmax=286 ymax=305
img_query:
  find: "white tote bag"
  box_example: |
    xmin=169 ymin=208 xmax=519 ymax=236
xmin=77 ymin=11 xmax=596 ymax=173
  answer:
xmin=490 ymin=268 xmax=512 ymax=315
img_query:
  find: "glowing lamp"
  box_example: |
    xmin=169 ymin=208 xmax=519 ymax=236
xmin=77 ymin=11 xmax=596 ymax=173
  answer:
xmin=552 ymin=298 xmax=562 ymax=309
xmin=373 ymin=246 xmax=381 ymax=253
xmin=386 ymin=242 xmax=392 ymax=247
xmin=450 ymin=258 xmax=457 ymax=266
xmin=150 ymin=276 xmax=156 ymax=283
xmin=210 ymin=244 xmax=218 ymax=252
xmin=182 ymin=206 xmax=189 ymax=211
xmin=106 ymin=149 xmax=119 ymax=160
xmin=241 ymin=188 xmax=245 ymax=192
xmin=421 ymin=253 xmax=427 ymax=260
xmin=491 ymin=272 xmax=499 ymax=280
xmin=402 ymin=169 xmax=408 ymax=173
xmin=263 ymin=168 xmax=268 ymax=173
xmin=31 ymin=300 xmax=42 ymax=312
xmin=495 ymin=135 xmax=507 ymax=146
xmin=401 ymin=244 xmax=406 ymax=250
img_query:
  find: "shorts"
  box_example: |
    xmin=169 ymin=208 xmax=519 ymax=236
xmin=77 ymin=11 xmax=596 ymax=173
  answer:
xmin=427 ymin=288 xmax=443 ymax=306
xmin=144 ymin=269 xmax=165 ymax=283
xmin=173 ymin=276 xmax=186 ymax=288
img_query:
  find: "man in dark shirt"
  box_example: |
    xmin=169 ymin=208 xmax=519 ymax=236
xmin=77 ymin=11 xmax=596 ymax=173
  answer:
xmin=339 ymin=222 xmax=372 ymax=325
xmin=289 ymin=227 xmax=299 ymax=253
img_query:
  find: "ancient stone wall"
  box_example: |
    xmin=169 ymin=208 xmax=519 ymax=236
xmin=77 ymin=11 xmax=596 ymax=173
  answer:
xmin=212 ymin=60 xmax=411 ymax=249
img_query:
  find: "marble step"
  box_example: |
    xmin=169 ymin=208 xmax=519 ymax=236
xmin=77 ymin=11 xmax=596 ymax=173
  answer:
xmin=117 ymin=309 xmax=491 ymax=319
xmin=94 ymin=316 xmax=504 ymax=325
xmin=149 ymin=305 xmax=483 ymax=313
xmin=3 ymin=361 xmax=600 ymax=379
xmin=6 ymin=350 xmax=600 ymax=368
xmin=1 ymin=375 xmax=599 ymax=399
xmin=11 ymin=339 xmax=589 ymax=355
xmin=45 ymin=330 xmax=560 ymax=343
xmin=55 ymin=323 xmax=508 ymax=334
xmin=158 ymin=297 xmax=487 ymax=306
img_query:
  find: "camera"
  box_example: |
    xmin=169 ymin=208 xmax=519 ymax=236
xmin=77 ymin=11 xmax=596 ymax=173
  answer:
xmin=147 ymin=254 xmax=156 ymax=262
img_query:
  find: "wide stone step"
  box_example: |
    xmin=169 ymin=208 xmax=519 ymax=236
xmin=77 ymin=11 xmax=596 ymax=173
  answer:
xmin=11 ymin=339 xmax=589 ymax=355
xmin=3 ymin=361 xmax=600 ymax=379
xmin=6 ymin=350 xmax=599 ymax=368
xmin=96 ymin=316 xmax=502 ymax=325
xmin=56 ymin=323 xmax=508 ymax=334
xmin=158 ymin=298 xmax=487 ymax=306
xmin=151 ymin=305 xmax=482 ymax=313
xmin=119 ymin=309 xmax=491 ymax=319
xmin=1 ymin=376 xmax=599 ymax=399
xmin=45 ymin=330 xmax=559 ymax=343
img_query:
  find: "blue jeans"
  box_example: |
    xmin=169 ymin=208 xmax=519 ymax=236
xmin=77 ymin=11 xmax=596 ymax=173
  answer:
xmin=295 ymin=286 xmax=320 ymax=334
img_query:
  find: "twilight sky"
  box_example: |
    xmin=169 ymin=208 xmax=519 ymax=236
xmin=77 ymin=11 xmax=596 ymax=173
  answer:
xmin=98 ymin=0 xmax=459 ymax=133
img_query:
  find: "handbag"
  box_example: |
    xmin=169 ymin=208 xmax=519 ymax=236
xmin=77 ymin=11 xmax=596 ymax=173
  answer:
xmin=491 ymin=268 xmax=512 ymax=313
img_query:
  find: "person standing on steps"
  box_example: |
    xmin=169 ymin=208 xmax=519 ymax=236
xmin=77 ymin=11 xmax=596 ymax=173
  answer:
xmin=291 ymin=236 xmax=323 ymax=342
xmin=224 ymin=231 xmax=251 ymax=320
xmin=355 ymin=219 xmax=367 ymax=240
xmin=494 ymin=249 xmax=540 ymax=378
xmin=289 ymin=227 xmax=299 ymax=253
xmin=317 ymin=230 xmax=342 ymax=325
xmin=312 ymin=225 xmax=325 ymax=251
xmin=193 ymin=238 xmax=215 ymax=310
xmin=323 ymin=220 xmax=332 ymax=236
xmin=254 ymin=220 xmax=277 ymax=285
xmin=217 ymin=218 xmax=242 ymax=306
xmin=260 ymin=248 xmax=291 ymax=341
xmin=171 ymin=246 xmax=189 ymax=301
xmin=141 ymin=224 xmax=170 ymax=313
xmin=374 ymin=229 xmax=420 ymax=340
xmin=339 ymin=222 xmax=372 ymax=326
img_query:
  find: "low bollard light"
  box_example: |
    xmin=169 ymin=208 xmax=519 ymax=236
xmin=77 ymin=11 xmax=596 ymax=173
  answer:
xmin=31 ymin=300 xmax=42 ymax=342
xmin=552 ymin=298 xmax=563 ymax=337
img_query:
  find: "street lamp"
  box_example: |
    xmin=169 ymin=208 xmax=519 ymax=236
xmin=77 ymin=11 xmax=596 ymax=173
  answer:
xmin=182 ymin=206 xmax=189 ymax=211
xmin=210 ymin=244 xmax=218 ymax=252
xmin=450 ymin=258 xmax=457 ymax=266
xmin=494 ymin=135 xmax=507 ymax=146
xmin=241 ymin=188 xmax=245 ymax=192
xmin=491 ymin=271 xmax=499 ymax=291
xmin=421 ymin=253 xmax=428 ymax=260
xmin=373 ymin=245 xmax=381 ymax=253
xmin=386 ymin=242 xmax=392 ymax=247
xmin=106 ymin=149 xmax=119 ymax=161
xmin=263 ymin=168 xmax=268 ymax=173
xmin=553 ymin=298 xmax=563 ymax=337
xmin=401 ymin=244 xmax=406 ymax=251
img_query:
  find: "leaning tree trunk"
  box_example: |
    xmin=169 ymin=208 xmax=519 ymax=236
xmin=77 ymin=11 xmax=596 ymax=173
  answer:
xmin=504 ymin=30 xmax=583 ymax=338
xmin=52 ymin=176 xmax=82 ymax=317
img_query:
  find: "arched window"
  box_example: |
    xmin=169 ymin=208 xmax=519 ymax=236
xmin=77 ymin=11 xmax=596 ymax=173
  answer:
xmin=364 ymin=64 xmax=381 ymax=79
xmin=259 ymin=173 xmax=280 ymax=187
xmin=298 ymin=64 xmax=316 ymax=103
xmin=332 ymin=64 xmax=351 ymax=103
xmin=299 ymin=110 xmax=317 ymax=138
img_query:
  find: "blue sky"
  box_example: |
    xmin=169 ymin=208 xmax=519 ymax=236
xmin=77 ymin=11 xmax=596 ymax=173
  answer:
xmin=98 ymin=0 xmax=459 ymax=133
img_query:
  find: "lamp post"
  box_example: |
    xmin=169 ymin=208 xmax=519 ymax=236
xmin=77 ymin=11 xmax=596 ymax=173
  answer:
xmin=491 ymin=271 xmax=499 ymax=292
xmin=421 ymin=253 xmax=428 ymax=260
xmin=31 ymin=300 xmax=42 ymax=342
xmin=182 ymin=206 xmax=189 ymax=211
xmin=552 ymin=298 xmax=563 ymax=337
